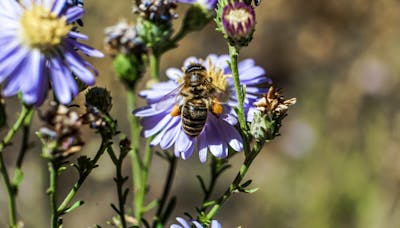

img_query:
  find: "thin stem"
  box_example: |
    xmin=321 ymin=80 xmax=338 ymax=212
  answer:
xmin=16 ymin=109 xmax=33 ymax=168
xmin=127 ymin=88 xmax=143 ymax=218
xmin=228 ymin=45 xmax=247 ymax=131
xmin=0 ymin=153 xmax=17 ymax=228
xmin=153 ymin=155 xmax=177 ymax=226
xmin=134 ymin=139 xmax=153 ymax=226
xmin=108 ymin=146 xmax=128 ymax=228
xmin=57 ymin=139 xmax=109 ymax=213
xmin=49 ymin=161 xmax=59 ymax=228
xmin=205 ymin=142 xmax=263 ymax=220
xmin=0 ymin=105 xmax=33 ymax=227
xmin=149 ymin=50 xmax=160 ymax=81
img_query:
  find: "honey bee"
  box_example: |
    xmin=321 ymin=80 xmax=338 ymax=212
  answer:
xmin=157 ymin=63 xmax=223 ymax=137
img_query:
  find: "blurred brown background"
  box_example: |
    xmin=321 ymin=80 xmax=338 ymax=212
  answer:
xmin=1 ymin=0 xmax=400 ymax=227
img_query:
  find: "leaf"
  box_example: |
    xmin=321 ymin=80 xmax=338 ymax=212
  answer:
xmin=63 ymin=200 xmax=84 ymax=214
xmin=12 ymin=169 xmax=24 ymax=187
xmin=240 ymin=179 xmax=253 ymax=188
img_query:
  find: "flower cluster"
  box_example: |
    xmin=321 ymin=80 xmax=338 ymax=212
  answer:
xmin=134 ymin=54 xmax=270 ymax=162
xmin=0 ymin=0 xmax=103 ymax=105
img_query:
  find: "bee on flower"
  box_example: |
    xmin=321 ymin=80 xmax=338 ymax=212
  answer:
xmin=134 ymin=54 xmax=270 ymax=162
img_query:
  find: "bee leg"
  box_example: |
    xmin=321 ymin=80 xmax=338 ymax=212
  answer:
xmin=170 ymin=105 xmax=181 ymax=117
xmin=211 ymin=98 xmax=223 ymax=117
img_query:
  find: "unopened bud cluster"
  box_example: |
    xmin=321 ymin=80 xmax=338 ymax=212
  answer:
xmin=133 ymin=0 xmax=178 ymax=23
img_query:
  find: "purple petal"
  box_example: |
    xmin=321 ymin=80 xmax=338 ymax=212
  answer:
xmin=198 ymin=132 xmax=208 ymax=163
xmin=160 ymin=120 xmax=181 ymax=149
xmin=68 ymin=31 xmax=88 ymax=40
xmin=183 ymin=56 xmax=200 ymax=68
xmin=64 ymin=47 xmax=95 ymax=84
xmin=65 ymin=6 xmax=84 ymax=23
xmin=143 ymin=114 xmax=172 ymax=137
xmin=49 ymin=57 xmax=74 ymax=104
xmin=68 ymin=39 xmax=104 ymax=58
xmin=174 ymin=131 xmax=193 ymax=158
xmin=52 ymin=0 xmax=67 ymax=15
xmin=21 ymin=50 xmax=45 ymax=104
xmin=166 ymin=68 xmax=184 ymax=80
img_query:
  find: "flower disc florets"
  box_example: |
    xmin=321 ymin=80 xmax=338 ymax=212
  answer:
xmin=216 ymin=0 xmax=256 ymax=48
xmin=19 ymin=5 xmax=72 ymax=53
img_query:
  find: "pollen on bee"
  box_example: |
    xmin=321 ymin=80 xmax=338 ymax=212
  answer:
xmin=211 ymin=99 xmax=223 ymax=116
xmin=170 ymin=105 xmax=181 ymax=117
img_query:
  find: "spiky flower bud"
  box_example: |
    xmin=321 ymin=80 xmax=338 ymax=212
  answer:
xmin=85 ymin=87 xmax=112 ymax=114
xmin=37 ymin=103 xmax=83 ymax=159
xmin=216 ymin=0 xmax=256 ymax=48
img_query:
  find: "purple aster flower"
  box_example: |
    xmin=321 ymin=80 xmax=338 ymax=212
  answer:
xmin=0 ymin=0 xmax=103 ymax=106
xmin=134 ymin=54 xmax=270 ymax=162
xmin=177 ymin=0 xmax=218 ymax=10
xmin=171 ymin=217 xmax=222 ymax=228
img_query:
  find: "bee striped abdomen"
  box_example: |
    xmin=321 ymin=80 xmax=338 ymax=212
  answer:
xmin=181 ymin=99 xmax=208 ymax=137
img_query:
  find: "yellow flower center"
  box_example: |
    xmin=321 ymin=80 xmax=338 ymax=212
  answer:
xmin=19 ymin=5 xmax=72 ymax=52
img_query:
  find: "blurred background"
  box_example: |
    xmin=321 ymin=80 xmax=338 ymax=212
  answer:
xmin=1 ymin=0 xmax=400 ymax=227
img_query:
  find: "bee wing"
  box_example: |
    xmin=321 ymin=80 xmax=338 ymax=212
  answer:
xmin=153 ymin=84 xmax=184 ymax=111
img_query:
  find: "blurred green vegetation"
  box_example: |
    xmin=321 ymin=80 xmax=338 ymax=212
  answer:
xmin=1 ymin=0 xmax=400 ymax=227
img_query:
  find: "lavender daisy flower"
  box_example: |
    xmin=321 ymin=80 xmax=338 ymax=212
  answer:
xmin=171 ymin=217 xmax=222 ymax=228
xmin=0 ymin=0 xmax=103 ymax=105
xmin=177 ymin=0 xmax=218 ymax=10
xmin=134 ymin=54 xmax=269 ymax=162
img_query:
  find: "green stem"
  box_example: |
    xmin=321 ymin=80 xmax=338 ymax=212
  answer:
xmin=229 ymin=45 xmax=247 ymax=131
xmin=57 ymin=139 xmax=109 ymax=213
xmin=49 ymin=161 xmax=59 ymax=228
xmin=16 ymin=109 xmax=33 ymax=168
xmin=153 ymin=155 xmax=177 ymax=226
xmin=149 ymin=50 xmax=160 ymax=81
xmin=0 ymin=105 xmax=33 ymax=227
xmin=205 ymin=142 xmax=263 ymax=220
xmin=127 ymin=88 xmax=143 ymax=219
xmin=134 ymin=139 xmax=153 ymax=226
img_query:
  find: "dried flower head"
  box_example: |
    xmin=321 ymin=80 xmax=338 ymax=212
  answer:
xmin=254 ymin=86 xmax=297 ymax=117
xmin=133 ymin=0 xmax=178 ymax=22
xmin=38 ymin=103 xmax=83 ymax=159
xmin=104 ymin=20 xmax=147 ymax=57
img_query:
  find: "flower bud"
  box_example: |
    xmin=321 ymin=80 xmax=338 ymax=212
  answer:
xmin=85 ymin=87 xmax=112 ymax=114
xmin=216 ymin=0 xmax=256 ymax=48
xmin=182 ymin=4 xmax=213 ymax=32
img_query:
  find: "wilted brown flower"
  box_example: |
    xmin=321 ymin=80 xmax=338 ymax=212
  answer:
xmin=38 ymin=103 xmax=84 ymax=159
xmin=254 ymin=86 xmax=297 ymax=117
